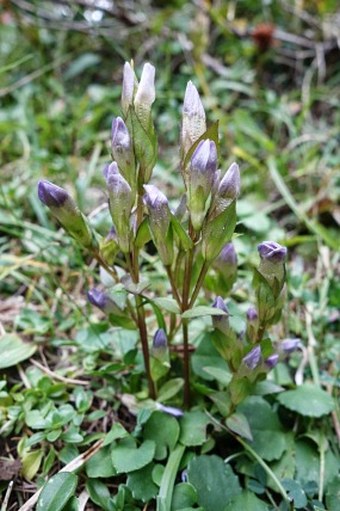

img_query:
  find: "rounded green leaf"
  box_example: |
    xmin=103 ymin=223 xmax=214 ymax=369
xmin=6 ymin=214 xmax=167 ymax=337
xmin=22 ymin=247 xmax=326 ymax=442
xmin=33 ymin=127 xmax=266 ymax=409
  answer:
xmin=37 ymin=472 xmax=78 ymax=511
xmin=111 ymin=438 xmax=155 ymax=473
xmin=144 ymin=411 xmax=180 ymax=459
xmin=277 ymin=384 xmax=335 ymax=417
xmin=187 ymin=455 xmax=241 ymax=511
xmin=0 ymin=333 xmax=36 ymax=369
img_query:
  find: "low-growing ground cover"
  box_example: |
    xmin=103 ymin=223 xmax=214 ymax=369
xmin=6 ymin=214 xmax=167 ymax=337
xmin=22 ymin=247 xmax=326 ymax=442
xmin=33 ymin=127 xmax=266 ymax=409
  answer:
xmin=0 ymin=2 xmax=339 ymax=510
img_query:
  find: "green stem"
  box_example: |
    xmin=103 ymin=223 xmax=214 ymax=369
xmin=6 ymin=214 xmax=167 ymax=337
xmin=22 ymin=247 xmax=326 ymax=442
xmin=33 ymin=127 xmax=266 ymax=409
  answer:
xmin=237 ymin=437 xmax=290 ymax=502
xmin=157 ymin=444 xmax=185 ymax=511
xmin=181 ymin=246 xmax=194 ymax=408
xmin=189 ymin=260 xmax=210 ymax=308
xmin=165 ymin=265 xmax=182 ymax=307
xmin=130 ymin=184 xmax=156 ymax=399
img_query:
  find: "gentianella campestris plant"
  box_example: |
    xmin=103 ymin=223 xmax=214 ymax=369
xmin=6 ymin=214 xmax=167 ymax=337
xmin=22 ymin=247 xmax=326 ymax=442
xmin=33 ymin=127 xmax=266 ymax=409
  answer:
xmin=38 ymin=62 xmax=288 ymax=408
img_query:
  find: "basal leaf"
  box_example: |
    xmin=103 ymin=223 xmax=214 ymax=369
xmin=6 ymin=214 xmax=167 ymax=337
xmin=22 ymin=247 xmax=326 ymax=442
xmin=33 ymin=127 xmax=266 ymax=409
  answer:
xmin=0 ymin=333 xmax=36 ymax=369
xmin=277 ymin=384 xmax=335 ymax=417
xmin=111 ymin=438 xmax=156 ymax=473
xmin=187 ymin=455 xmax=241 ymax=511
xmin=37 ymin=472 xmax=78 ymax=511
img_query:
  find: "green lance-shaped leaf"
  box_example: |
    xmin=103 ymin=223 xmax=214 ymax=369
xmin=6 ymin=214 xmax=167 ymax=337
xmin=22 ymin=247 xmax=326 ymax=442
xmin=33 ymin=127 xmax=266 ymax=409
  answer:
xmin=38 ymin=180 xmax=96 ymax=248
xmin=202 ymin=200 xmax=237 ymax=261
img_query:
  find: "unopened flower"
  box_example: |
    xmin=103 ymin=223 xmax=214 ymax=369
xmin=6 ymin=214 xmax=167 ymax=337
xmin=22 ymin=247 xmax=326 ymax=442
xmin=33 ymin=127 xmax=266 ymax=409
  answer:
xmin=280 ymin=338 xmax=301 ymax=353
xmin=143 ymin=184 xmax=173 ymax=265
xmin=121 ymin=61 xmax=136 ymax=114
xmin=106 ymin=162 xmax=134 ymax=253
xmin=37 ymin=180 xmax=94 ymax=248
xmin=213 ymin=242 xmax=238 ymax=291
xmin=156 ymin=403 xmax=184 ymax=418
xmin=242 ymin=345 xmax=262 ymax=370
xmin=188 ymin=139 xmax=218 ymax=231
xmin=212 ymin=162 xmax=240 ymax=217
xmin=246 ymin=306 xmax=259 ymax=342
xmin=212 ymin=296 xmax=230 ymax=335
xmin=153 ymin=328 xmax=167 ymax=350
xmin=111 ymin=117 xmax=136 ymax=187
xmin=247 ymin=306 xmax=258 ymax=322
xmin=258 ymin=241 xmax=287 ymax=263
xmin=181 ymin=81 xmax=206 ymax=156
xmin=265 ymin=353 xmax=279 ymax=369
xmin=134 ymin=62 xmax=156 ymax=130
xmin=87 ymin=288 xmax=122 ymax=315
xmin=257 ymin=240 xmax=287 ymax=292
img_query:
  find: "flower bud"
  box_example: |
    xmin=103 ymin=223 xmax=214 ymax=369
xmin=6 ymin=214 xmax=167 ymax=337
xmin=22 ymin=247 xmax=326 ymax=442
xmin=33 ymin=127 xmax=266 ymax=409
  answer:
xmin=156 ymin=403 xmax=183 ymax=417
xmin=265 ymin=353 xmax=279 ymax=369
xmin=242 ymin=345 xmax=262 ymax=370
xmin=181 ymin=81 xmax=206 ymax=155
xmin=38 ymin=180 xmax=94 ymax=248
xmin=143 ymin=185 xmax=173 ymax=265
xmin=134 ymin=62 xmax=156 ymax=130
xmin=151 ymin=328 xmax=170 ymax=381
xmin=106 ymin=162 xmax=134 ymax=253
xmin=87 ymin=288 xmax=121 ymax=315
xmin=257 ymin=241 xmax=287 ymax=291
xmin=212 ymin=163 xmax=240 ymax=217
xmin=213 ymin=242 xmax=237 ymax=292
xmin=212 ymin=296 xmax=230 ymax=335
xmin=280 ymin=338 xmax=301 ymax=353
xmin=111 ymin=117 xmax=136 ymax=188
xmin=258 ymin=241 xmax=287 ymax=263
xmin=152 ymin=328 xmax=167 ymax=351
xmin=246 ymin=306 xmax=259 ymax=342
xmin=188 ymin=139 xmax=217 ymax=231
xmin=121 ymin=61 xmax=137 ymax=114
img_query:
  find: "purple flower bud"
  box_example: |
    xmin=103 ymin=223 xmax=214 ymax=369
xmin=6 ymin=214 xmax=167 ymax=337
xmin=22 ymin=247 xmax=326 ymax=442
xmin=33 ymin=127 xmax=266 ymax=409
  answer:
xmin=121 ymin=61 xmax=136 ymax=114
xmin=246 ymin=307 xmax=258 ymax=323
xmin=181 ymin=81 xmax=206 ymax=155
xmin=87 ymin=288 xmax=108 ymax=311
xmin=265 ymin=353 xmax=279 ymax=369
xmin=151 ymin=329 xmax=169 ymax=365
xmin=243 ymin=345 xmax=262 ymax=369
xmin=111 ymin=117 xmax=135 ymax=187
xmin=87 ymin=288 xmax=122 ymax=315
xmin=153 ymin=328 xmax=167 ymax=349
xmin=257 ymin=241 xmax=287 ymax=263
xmin=106 ymin=162 xmax=133 ymax=253
xmin=38 ymin=180 xmax=69 ymax=208
xmin=188 ymin=139 xmax=218 ymax=231
xmin=37 ymin=180 xmax=94 ymax=248
xmin=191 ymin=139 xmax=218 ymax=178
xmin=134 ymin=63 xmax=156 ymax=110
xmin=217 ymin=162 xmax=240 ymax=202
xmin=281 ymin=338 xmax=301 ymax=353
xmin=134 ymin=63 xmax=156 ymax=130
xmin=112 ymin=117 xmax=130 ymax=150
xmin=212 ymin=296 xmax=228 ymax=314
xmin=213 ymin=243 xmax=238 ymax=286
xmin=156 ymin=403 xmax=184 ymax=417
xmin=143 ymin=184 xmax=170 ymax=232
xmin=212 ymin=296 xmax=230 ymax=335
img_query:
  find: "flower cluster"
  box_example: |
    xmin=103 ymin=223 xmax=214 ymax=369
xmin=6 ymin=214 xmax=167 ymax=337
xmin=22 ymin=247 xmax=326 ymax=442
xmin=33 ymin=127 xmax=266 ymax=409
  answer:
xmin=37 ymin=61 xmax=288 ymax=407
